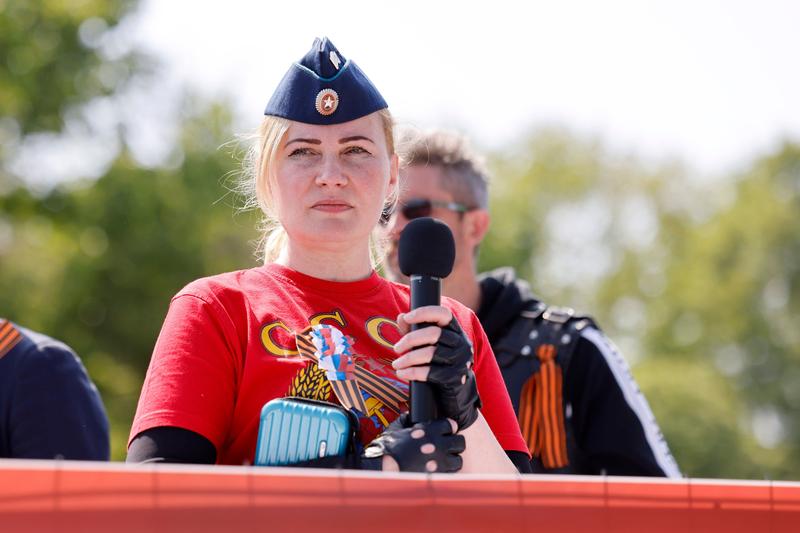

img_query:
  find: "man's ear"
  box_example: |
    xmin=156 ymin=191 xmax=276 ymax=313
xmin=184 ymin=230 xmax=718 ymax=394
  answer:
xmin=464 ymin=208 xmax=490 ymax=248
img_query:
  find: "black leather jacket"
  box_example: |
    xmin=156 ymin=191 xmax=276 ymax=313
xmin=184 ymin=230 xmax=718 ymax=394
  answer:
xmin=477 ymin=268 xmax=680 ymax=477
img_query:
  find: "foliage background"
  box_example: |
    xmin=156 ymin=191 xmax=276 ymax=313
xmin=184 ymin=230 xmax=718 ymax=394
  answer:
xmin=1 ymin=1 xmax=798 ymax=478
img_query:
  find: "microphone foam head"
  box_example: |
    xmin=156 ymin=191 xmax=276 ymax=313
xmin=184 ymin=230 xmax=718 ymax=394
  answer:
xmin=398 ymin=217 xmax=456 ymax=278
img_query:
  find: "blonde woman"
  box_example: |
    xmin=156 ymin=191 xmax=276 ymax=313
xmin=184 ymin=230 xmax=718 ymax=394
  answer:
xmin=127 ymin=38 xmax=528 ymax=473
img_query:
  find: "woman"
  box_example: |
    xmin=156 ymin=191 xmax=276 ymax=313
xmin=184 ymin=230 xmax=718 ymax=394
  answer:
xmin=127 ymin=38 xmax=528 ymax=473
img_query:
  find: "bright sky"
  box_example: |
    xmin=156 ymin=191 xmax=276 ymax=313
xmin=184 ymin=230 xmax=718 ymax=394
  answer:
xmin=131 ymin=0 xmax=800 ymax=176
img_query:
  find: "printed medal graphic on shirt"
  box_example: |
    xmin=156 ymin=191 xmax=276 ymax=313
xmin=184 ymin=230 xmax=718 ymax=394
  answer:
xmin=287 ymin=364 xmax=331 ymax=401
xmin=292 ymin=324 xmax=409 ymax=442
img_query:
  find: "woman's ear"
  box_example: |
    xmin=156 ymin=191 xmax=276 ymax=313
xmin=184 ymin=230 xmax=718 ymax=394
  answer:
xmin=388 ymin=153 xmax=400 ymax=192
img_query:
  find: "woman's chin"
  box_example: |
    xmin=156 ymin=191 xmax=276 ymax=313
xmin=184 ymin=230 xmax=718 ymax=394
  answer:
xmin=291 ymin=222 xmax=371 ymax=248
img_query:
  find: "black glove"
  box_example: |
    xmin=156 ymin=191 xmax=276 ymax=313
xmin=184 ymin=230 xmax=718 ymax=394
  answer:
xmin=361 ymin=414 xmax=466 ymax=473
xmin=427 ymin=317 xmax=481 ymax=430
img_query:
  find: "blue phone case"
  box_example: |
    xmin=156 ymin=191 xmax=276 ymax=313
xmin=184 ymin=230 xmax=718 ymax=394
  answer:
xmin=254 ymin=397 xmax=352 ymax=466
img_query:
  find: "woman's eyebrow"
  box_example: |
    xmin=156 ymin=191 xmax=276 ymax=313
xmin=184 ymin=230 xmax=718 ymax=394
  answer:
xmin=339 ymin=135 xmax=374 ymax=144
xmin=285 ymin=137 xmax=321 ymax=147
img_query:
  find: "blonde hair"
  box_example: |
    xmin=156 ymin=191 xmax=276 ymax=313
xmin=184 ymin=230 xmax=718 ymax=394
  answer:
xmin=241 ymin=109 xmax=397 ymax=264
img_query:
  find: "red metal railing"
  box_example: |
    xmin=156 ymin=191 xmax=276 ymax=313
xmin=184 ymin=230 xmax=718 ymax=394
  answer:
xmin=1 ymin=459 xmax=799 ymax=532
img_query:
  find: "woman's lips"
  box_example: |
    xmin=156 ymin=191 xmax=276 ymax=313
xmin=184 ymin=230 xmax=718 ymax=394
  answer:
xmin=312 ymin=200 xmax=353 ymax=213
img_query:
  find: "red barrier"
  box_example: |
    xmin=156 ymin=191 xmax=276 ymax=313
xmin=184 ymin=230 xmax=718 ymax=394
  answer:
xmin=1 ymin=459 xmax=799 ymax=532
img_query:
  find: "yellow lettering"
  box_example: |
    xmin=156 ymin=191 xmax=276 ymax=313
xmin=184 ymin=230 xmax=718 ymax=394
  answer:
xmin=309 ymin=310 xmax=346 ymax=328
xmin=365 ymin=316 xmax=400 ymax=348
xmin=260 ymin=321 xmax=298 ymax=357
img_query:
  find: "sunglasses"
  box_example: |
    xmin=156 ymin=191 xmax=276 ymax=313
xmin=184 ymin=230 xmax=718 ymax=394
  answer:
xmin=399 ymin=198 xmax=473 ymax=220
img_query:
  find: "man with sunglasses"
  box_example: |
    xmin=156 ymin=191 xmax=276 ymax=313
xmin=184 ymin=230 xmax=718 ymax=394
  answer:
xmin=383 ymin=129 xmax=680 ymax=477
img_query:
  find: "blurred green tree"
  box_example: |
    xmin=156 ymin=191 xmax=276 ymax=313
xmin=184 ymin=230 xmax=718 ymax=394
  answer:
xmin=481 ymin=128 xmax=799 ymax=479
xmin=0 ymin=0 xmax=260 ymax=458
xmin=641 ymin=144 xmax=800 ymax=479
xmin=1 ymin=0 xmax=144 ymax=187
xmin=0 ymin=100 xmax=259 ymax=458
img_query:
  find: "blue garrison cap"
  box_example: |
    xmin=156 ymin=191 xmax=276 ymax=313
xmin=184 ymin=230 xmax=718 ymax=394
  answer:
xmin=264 ymin=37 xmax=388 ymax=125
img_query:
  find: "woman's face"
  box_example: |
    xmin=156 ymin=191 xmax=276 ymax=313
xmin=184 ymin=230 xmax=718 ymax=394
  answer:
xmin=271 ymin=112 xmax=397 ymax=251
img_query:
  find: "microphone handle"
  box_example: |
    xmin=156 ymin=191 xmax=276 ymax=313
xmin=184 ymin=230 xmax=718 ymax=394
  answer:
xmin=408 ymin=275 xmax=440 ymax=424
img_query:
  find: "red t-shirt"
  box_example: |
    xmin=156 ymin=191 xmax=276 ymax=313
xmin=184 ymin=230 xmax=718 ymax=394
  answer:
xmin=130 ymin=264 xmax=527 ymax=465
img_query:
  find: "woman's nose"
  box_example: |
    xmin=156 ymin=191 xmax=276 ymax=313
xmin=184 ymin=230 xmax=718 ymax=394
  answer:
xmin=315 ymin=156 xmax=347 ymax=187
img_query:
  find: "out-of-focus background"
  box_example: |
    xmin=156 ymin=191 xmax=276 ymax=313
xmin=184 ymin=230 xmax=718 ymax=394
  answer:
xmin=1 ymin=0 xmax=799 ymax=478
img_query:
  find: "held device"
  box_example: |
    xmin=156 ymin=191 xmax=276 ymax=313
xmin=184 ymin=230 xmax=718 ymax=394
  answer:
xmin=253 ymin=397 xmax=354 ymax=466
xmin=398 ymin=217 xmax=456 ymax=424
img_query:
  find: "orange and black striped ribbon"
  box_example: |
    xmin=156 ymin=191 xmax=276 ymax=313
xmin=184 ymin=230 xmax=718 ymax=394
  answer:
xmin=0 ymin=319 xmax=23 ymax=360
xmin=295 ymin=327 xmax=406 ymax=414
xmin=352 ymin=365 xmax=405 ymax=413
xmin=518 ymin=343 xmax=569 ymax=469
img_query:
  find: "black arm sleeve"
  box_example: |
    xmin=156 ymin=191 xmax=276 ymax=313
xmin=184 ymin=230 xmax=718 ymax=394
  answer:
xmin=126 ymin=426 xmax=217 ymax=464
xmin=506 ymin=450 xmax=533 ymax=474
xmin=567 ymin=332 xmax=679 ymax=477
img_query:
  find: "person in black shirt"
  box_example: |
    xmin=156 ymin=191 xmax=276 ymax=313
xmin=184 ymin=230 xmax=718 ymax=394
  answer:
xmin=383 ymin=130 xmax=680 ymax=476
xmin=0 ymin=318 xmax=109 ymax=460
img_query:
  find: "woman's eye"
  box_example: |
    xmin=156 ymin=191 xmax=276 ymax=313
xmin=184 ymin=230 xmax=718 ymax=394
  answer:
xmin=344 ymin=146 xmax=370 ymax=155
xmin=289 ymin=147 xmax=315 ymax=157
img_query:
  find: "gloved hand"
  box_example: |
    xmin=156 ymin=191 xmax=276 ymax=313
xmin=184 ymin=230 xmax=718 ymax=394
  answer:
xmin=427 ymin=317 xmax=481 ymax=430
xmin=361 ymin=413 xmax=465 ymax=473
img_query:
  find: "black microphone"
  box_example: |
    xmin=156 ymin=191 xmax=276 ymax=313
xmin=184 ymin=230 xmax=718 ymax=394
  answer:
xmin=398 ymin=217 xmax=456 ymax=424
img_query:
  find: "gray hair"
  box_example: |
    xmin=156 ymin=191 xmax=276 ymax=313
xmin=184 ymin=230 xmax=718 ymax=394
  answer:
xmin=398 ymin=129 xmax=489 ymax=209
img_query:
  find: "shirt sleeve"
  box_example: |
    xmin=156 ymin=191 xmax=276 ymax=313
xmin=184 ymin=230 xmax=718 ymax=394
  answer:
xmin=465 ymin=310 xmax=530 ymax=456
xmin=10 ymin=341 xmax=110 ymax=460
xmin=568 ymin=327 xmax=681 ymax=477
xmin=129 ymin=292 xmax=241 ymax=455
